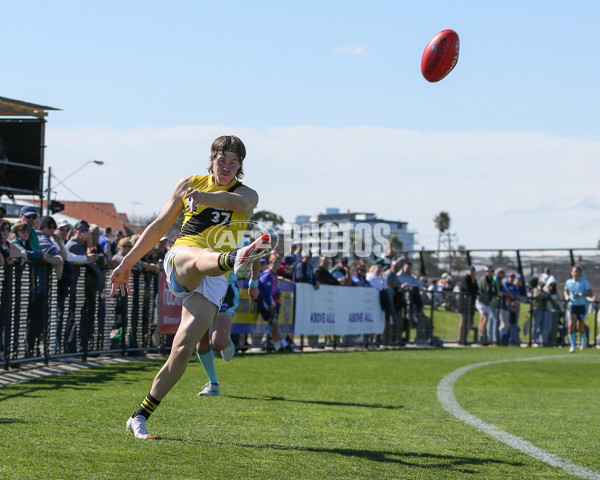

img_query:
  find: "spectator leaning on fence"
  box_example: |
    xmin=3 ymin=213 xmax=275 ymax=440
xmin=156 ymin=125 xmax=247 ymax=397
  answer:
xmin=36 ymin=216 xmax=66 ymax=274
xmin=0 ymin=219 xmax=26 ymax=266
xmin=314 ymin=256 xmax=340 ymax=286
xmin=11 ymin=221 xmax=56 ymax=357
xmin=65 ymin=220 xmax=98 ymax=265
xmin=19 ymin=206 xmax=41 ymax=250
xmin=476 ymin=265 xmax=499 ymax=345
xmin=365 ymin=259 xmax=386 ymax=291
xmin=331 ymin=256 xmax=351 ymax=286
xmin=292 ymin=250 xmax=319 ymax=290
xmin=351 ymin=260 xmax=369 ymax=287
xmin=458 ymin=265 xmax=478 ymax=346
xmin=531 ymin=277 xmax=557 ymax=346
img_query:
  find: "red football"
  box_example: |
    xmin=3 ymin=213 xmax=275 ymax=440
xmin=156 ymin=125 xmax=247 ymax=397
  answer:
xmin=421 ymin=29 xmax=460 ymax=82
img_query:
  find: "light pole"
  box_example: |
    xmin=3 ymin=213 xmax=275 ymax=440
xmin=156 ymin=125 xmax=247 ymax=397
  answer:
xmin=46 ymin=160 xmax=104 ymax=215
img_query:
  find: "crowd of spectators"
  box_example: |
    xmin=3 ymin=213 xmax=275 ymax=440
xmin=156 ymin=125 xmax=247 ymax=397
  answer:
xmin=0 ymin=206 xmax=167 ymax=360
xmin=0 ymin=203 xmax=596 ymax=360
xmin=268 ymin=246 xmax=597 ymax=349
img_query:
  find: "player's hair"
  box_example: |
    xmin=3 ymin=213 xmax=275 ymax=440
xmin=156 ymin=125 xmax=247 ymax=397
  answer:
xmin=573 ymin=264 xmax=582 ymax=273
xmin=268 ymin=252 xmax=281 ymax=264
xmin=208 ymin=135 xmax=246 ymax=179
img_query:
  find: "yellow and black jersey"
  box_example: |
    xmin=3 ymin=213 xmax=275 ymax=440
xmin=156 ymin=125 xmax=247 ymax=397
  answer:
xmin=171 ymin=175 xmax=251 ymax=253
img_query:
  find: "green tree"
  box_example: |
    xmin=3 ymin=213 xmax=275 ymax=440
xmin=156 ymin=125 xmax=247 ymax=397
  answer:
xmin=389 ymin=234 xmax=403 ymax=255
xmin=251 ymin=210 xmax=285 ymax=225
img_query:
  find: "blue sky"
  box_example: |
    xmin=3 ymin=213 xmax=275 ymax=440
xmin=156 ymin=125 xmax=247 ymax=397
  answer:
xmin=4 ymin=1 xmax=600 ymax=249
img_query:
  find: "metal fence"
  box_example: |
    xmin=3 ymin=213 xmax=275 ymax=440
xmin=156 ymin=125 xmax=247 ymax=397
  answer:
xmin=413 ymin=248 xmax=600 ymax=293
xmin=2 ymin=248 xmax=598 ymax=369
xmin=0 ymin=261 xmax=162 ymax=369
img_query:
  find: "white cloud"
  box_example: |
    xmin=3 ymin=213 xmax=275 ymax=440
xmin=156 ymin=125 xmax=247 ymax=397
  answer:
xmin=333 ymin=45 xmax=365 ymax=56
xmin=44 ymin=125 xmax=600 ymax=250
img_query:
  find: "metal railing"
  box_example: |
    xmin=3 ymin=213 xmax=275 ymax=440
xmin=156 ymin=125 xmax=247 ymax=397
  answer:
xmin=0 ymin=261 xmax=161 ymax=370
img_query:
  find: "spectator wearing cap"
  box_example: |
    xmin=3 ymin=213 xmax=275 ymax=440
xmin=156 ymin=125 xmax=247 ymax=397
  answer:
xmin=10 ymin=219 xmax=56 ymax=357
xmin=366 ymin=259 xmax=386 ymax=290
xmin=476 ymin=265 xmax=499 ymax=345
xmin=65 ymin=220 xmax=98 ymax=265
xmin=154 ymin=235 xmax=170 ymax=263
xmin=458 ymin=266 xmax=479 ymax=346
xmin=36 ymin=216 xmax=66 ymax=268
xmin=57 ymin=220 xmax=72 ymax=242
xmin=292 ymin=250 xmax=319 ymax=289
xmin=64 ymin=221 xmax=101 ymax=353
xmin=19 ymin=205 xmax=41 ymax=250
xmin=331 ymin=256 xmax=351 ymax=286
xmin=378 ymin=246 xmax=396 ymax=271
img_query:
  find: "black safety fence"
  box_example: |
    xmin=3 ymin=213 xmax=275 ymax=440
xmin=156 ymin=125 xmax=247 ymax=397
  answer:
xmin=0 ymin=261 xmax=162 ymax=370
xmin=1 ymin=259 xmax=598 ymax=369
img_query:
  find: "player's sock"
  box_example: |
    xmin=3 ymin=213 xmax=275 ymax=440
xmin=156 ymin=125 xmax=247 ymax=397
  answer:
xmin=197 ymin=347 xmax=218 ymax=384
xmin=568 ymin=332 xmax=577 ymax=349
xmin=133 ymin=393 xmax=161 ymax=420
xmin=217 ymin=251 xmax=237 ymax=272
xmin=581 ymin=333 xmax=588 ymax=345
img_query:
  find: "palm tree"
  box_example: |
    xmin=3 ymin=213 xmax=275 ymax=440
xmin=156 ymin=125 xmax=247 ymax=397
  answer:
xmin=434 ymin=211 xmax=451 ymax=261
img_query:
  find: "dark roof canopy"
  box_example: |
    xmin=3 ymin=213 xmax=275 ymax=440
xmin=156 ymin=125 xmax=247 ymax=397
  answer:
xmin=0 ymin=96 xmax=60 ymax=118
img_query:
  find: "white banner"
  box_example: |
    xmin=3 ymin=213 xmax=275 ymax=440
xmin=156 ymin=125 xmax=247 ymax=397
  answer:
xmin=293 ymin=284 xmax=385 ymax=335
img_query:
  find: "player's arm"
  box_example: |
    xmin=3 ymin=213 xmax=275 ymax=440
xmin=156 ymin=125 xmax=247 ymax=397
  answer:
xmin=585 ymin=286 xmax=595 ymax=300
xmin=184 ymin=185 xmax=258 ymax=218
xmin=248 ymin=260 xmax=260 ymax=301
xmin=109 ymin=176 xmax=189 ymax=296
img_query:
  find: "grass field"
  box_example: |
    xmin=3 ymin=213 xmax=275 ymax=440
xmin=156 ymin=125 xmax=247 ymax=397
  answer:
xmin=1 ymin=348 xmax=599 ymax=479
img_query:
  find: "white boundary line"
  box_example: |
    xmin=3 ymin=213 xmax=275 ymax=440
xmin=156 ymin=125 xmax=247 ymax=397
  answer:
xmin=437 ymin=355 xmax=600 ymax=480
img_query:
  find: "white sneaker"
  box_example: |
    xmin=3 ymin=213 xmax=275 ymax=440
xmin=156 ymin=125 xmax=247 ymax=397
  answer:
xmin=198 ymin=382 xmax=220 ymax=396
xmin=233 ymin=234 xmax=271 ymax=278
xmin=569 ymin=346 xmax=576 ymax=353
xmin=580 ymin=342 xmax=587 ymax=351
xmin=220 ymin=338 xmax=235 ymax=361
xmin=126 ymin=415 xmax=156 ymax=440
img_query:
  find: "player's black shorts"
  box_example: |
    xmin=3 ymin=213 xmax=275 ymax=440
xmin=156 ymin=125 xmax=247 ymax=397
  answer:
xmin=219 ymin=285 xmax=238 ymax=315
xmin=255 ymin=298 xmax=279 ymax=324
xmin=568 ymin=303 xmax=586 ymax=320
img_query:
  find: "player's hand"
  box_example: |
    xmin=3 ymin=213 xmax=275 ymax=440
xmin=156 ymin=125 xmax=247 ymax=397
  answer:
xmin=110 ymin=263 xmax=131 ymax=297
xmin=248 ymin=286 xmax=259 ymax=301
xmin=184 ymin=187 xmax=201 ymax=213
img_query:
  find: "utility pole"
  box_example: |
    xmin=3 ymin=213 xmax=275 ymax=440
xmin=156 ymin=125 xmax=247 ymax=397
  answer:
xmin=46 ymin=166 xmax=52 ymax=216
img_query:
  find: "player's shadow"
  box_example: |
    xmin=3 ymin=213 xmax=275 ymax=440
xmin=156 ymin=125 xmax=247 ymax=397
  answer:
xmin=159 ymin=438 xmax=524 ymax=473
xmin=224 ymin=394 xmax=402 ymax=410
xmin=0 ymin=417 xmax=28 ymax=424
